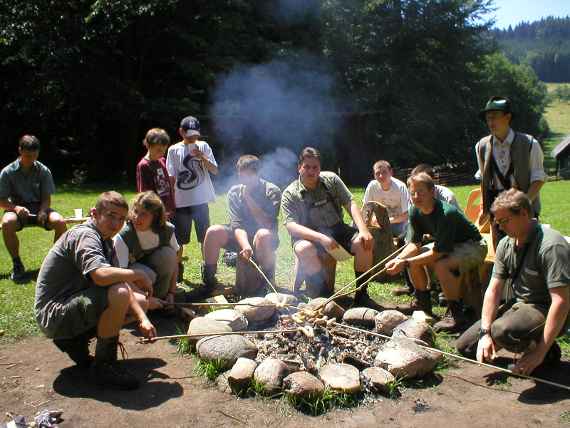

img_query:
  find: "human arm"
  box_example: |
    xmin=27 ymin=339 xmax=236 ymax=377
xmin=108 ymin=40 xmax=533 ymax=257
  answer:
xmin=0 ymin=198 xmax=30 ymax=216
xmin=235 ymin=228 xmax=253 ymax=260
xmin=476 ymin=276 xmax=505 ymax=362
xmin=390 ymin=182 xmax=411 ymax=224
xmin=194 ymin=143 xmax=219 ymax=175
xmin=526 ymin=139 xmax=546 ymax=202
xmin=385 ymin=243 xmax=444 ymax=274
xmin=513 ymin=286 xmax=569 ymax=375
xmin=90 ymin=267 xmax=154 ymax=297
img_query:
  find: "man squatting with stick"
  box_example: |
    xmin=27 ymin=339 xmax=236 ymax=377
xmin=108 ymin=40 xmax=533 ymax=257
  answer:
xmin=456 ymin=189 xmax=570 ymax=375
xmin=197 ymin=154 xmax=281 ymax=298
xmin=34 ymin=192 xmax=157 ymax=390
xmin=386 ymin=172 xmax=488 ymax=333
xmin=281 ymin=147 xmax=376 ymax=306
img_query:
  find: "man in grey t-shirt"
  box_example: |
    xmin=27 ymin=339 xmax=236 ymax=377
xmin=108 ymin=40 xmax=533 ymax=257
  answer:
xmin=35 ymin=191 xmax=156 ymax=390
xmin=0 ymin=135 xmax=67 ymax=282
xmin=456 ymin=189 xmax=570 ymax=375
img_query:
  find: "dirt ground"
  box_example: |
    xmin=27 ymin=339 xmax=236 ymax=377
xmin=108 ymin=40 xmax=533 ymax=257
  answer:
xmin=2 ymin=316 xmax=570 ymax=428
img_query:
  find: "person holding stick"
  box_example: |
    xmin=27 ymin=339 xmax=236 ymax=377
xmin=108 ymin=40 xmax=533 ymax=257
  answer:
xmin=456 ymin=189 xmax=570 ymax=375
xmin=281 ymin=147 xmax=375 ymax=304
xmin=34 ymin=192 xmax=156 ymax=390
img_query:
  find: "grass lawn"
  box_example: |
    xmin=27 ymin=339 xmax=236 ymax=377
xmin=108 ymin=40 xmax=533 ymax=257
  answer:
xmin=543 ymin=83 xmax=570 ymax=174
xmin=2 ymin=180 xmax=570 ymax=343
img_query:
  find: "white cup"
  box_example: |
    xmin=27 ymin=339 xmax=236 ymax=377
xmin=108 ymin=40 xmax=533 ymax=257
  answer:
xmin=74 ymin=208 xmax=83 ymax=219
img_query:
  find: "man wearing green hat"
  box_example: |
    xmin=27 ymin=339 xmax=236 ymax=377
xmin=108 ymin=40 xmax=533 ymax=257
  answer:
xmin=475 ymin=96 xmax=546 ymax=248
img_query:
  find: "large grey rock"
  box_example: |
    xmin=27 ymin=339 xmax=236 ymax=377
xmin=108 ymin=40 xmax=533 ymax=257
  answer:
xmin=362 ymin=367 xmax=395 ymax=395
xmin=304 ymin=298 xmax=345 ymax=320
xmin=374 ymin=338 xmax=441 ymax=379
xmin=283 ymin=371 xmax=325 ymax=398
xmin=375 ymin=310 xmax=409 ymax=335
xmin=205 ymin=309 xmax=248 ymax=331
xmin=253 ymin=358 xmax=289 ymax=394
xmin=235 ymin=297 xmax=276 ymax=323
xmin=392 ymin=319 xmax=434 ymax=346
xmin=196 ymin=335 xmax=258 ymax=369
xmin=228 ymin=358 xmax=258 ymax=393
xmin=265 ymin=292 xmax=298 ymax=307
xmin=186 ymin=317 xmax=232 ymax=346
xmin=318 ymin=363 xmax=361 ymax=393
xmin=342 ymin=307 xmax=380 ymax=328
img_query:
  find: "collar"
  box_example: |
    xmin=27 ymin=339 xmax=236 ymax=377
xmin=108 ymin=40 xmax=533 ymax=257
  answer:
xmin=14 ymin=158 xmax=38 ymax=172
xmin=298 ymin=175 xmax=321 ymax=195
xmin=514 ymin=219 xmax=540 ymax=249
xmin=492 ymin=128 xmax=514 ymax=147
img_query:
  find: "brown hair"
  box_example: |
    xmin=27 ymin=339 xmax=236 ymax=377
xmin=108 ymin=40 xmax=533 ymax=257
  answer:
xmin=490 ymin=189 xmax=532 ymax=216
xmin=373 ymin=160 xmax=392 ymax=171
xmin=236 ymin=154 xmax=260 ymax=173
xmin=298 ymin=147 xmax=321 ymax=165
xmin=129 ymin=191 xmax=167 ymax=231
xmin=411 ymin=163 xmax=434 ymax=179
xmin=144 ymin=128 xmax=170 ymax=146
xmin=407 ymin=172 xmax=435 ymax=191
xmin=19 ymin=135 xmax=40 ymax=152
xmin=95 ymin=191 xmax=128 ymax=214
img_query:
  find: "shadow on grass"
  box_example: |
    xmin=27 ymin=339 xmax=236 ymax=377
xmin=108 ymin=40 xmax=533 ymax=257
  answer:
xmin=403 ymin=372 xmax=443 ymax=389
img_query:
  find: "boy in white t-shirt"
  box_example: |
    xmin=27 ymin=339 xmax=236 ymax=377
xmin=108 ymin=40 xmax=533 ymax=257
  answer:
xmin=166 ymin=116 xmax=218 ymax=280
xmin=363 ymin=160 xmax=410 ymax=239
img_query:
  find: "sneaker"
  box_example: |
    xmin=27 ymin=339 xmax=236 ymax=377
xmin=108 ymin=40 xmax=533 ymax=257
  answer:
xmin=92 ymin=360 xmax=140 ymax=390
xmin=10 ymin=261 xmax=26 ymax=283
xmin=53 ymin=336 xmax=94 ymax=368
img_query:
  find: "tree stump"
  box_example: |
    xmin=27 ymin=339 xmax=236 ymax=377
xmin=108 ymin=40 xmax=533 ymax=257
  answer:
xmin=362 ymin=201 xmax=396 ymax=282
xmin=293 ymin=252 xmax=337 ymax=297
xmin=235 ymin=256 xmax=269 ymax=297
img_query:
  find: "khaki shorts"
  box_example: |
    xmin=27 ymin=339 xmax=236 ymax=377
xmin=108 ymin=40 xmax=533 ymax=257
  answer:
xmin=449 ymin=239 xmax=488 ymax=274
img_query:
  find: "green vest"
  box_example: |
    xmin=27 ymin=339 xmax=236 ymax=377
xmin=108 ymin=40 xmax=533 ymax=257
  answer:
xmin=478 ymin=132 xmax=541 ymax=215
xmin=117 ymin=221 xmax=175 ymax=262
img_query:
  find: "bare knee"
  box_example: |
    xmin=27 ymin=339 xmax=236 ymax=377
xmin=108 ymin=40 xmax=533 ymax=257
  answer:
xmin=294 ymin=240 xmax=319 ymax=260
xmin=1 ymin=213 xmax=19 ymax=232
xmin=49 ymin=213 xmax=67 ymax=234
xmin=204 ymin=225 xmax=229 ymax=245
xmin=107 ymin=283 xmax=131 ymax=310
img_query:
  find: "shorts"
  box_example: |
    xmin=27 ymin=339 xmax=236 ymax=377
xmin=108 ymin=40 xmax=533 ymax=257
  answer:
xmin=174 ymin=203 xmax=210 ymax=245
xmin=4 ymin=202 xmax=55 ymax=231
xmin=294 ymin=222 xmax=358 ymax=255
xmin=41 ymin=286 xmax=108 ymax=339
xmin=448 ymin=238 xmax=488 ymax=274
xmin=219 ymin=225 xmax=280 ymax=252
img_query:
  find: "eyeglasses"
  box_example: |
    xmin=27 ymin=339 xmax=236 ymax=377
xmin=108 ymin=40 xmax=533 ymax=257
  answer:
xmin=494 ymin=216 xmax=512 ymax=227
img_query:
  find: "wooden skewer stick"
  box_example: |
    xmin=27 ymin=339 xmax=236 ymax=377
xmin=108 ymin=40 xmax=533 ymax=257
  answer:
xmin=139 ymin=328 xmax=300 ymax=344
xmin=161 ymin=301 xmax=281 ymax=308
xmin=332 ymin=322 xmax=570 ymax=393
xmin=248 ymin=258 xmax=280 ymax=295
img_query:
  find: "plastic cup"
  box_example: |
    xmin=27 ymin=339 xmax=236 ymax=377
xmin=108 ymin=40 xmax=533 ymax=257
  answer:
xmin=74 ymin=208 xmax=83 ymax=219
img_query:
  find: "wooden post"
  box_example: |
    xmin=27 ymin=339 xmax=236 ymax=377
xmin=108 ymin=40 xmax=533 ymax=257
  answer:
xmin=293 ymin=252 xmax=337 ymax=297
xmin=362 ymin=201 xmax=396 ymax=282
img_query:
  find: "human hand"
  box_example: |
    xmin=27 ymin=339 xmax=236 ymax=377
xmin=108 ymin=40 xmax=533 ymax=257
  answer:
xmin=37 ymin=210 xmax=48 ymax=226
xmin=385 ymin=258 xmax=406 ymax=275
xmin=14 ymin=205 xmax=30 ymax=219
xmin=512 ymin=346 xmax=547 ymax=376
xmin=138 ymin=318 xmax=157 ymax=339
xmin=357 ymin=230 xmax=374 ymax=251
xmin=239 ymin=246 xmax=253 ymax=261
xmin=476 ymin=334 xmax=497 ymax=363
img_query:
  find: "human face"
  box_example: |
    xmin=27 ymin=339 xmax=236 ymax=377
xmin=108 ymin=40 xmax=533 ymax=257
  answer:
xmin=18 ymin=149 xmax=39 ymax=169
xmin=298 ymin=157 xmax=321 ymax=189
xmin=94 ymin=204 xmax=128 ymax=239
xmin=493 ymin=207 xmax=529 ymax=239
xmin=238 ymin=169 xmax=258 ymax=187
xmin=409 ymin=180 xmax=435 ymax=212
xmin=374 ymin=166 xmax=392 ymax=189
xmin=179 ymin=128 xmax=199 ymax=144
xmin=485 ymin=111 xmax=511 ymax=140
xmin=132 ymin=207 xmax=154 ymax=231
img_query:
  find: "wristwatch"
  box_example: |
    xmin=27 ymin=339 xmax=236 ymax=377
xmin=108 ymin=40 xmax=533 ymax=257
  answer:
xmin=478 ymin=328 xmax=490 ymax=339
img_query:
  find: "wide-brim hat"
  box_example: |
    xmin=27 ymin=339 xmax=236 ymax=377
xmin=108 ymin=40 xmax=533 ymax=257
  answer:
xmin=479 ymin=96 xmax=513 ymax=121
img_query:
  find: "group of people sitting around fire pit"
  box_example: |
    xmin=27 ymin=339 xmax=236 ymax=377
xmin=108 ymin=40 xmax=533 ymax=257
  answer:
xmin=1 ymin=96 xmax=567 ymax=390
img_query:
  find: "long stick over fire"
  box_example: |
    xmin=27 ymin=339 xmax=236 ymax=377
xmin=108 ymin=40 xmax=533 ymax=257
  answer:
xmin=138 ymin=328 xmax=300 ymax=344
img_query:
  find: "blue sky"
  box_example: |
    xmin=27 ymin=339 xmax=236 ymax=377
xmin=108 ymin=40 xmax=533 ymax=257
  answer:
xmin=492 ymin=0 xmax=570 ymax=29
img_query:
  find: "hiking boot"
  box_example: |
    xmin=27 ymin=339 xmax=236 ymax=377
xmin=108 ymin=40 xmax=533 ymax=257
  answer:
xmin=433 ymin=300 xmax=470 ymax=333
xmin=10 ymin=259 xmax=26 ymax=283
xmin=177 ymin=262 xmax=184 ymax=282
xmin=410 ymin=290 xmax=433 ymax=315
xmin=92 ymin=336 xmax=139 ymax=390
xmin=201 ymin=263 xmax=219 ymax=289
xmin=53 ymin=334 xmax=94 ymax=368
xmin=438 ymin=292 xmax=448 ymax=307
xmin=354 ymin=289 xmax=384 ymax=311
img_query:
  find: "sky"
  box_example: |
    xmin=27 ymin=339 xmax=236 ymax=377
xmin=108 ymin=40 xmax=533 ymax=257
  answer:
xmin=492 ymin=0 xmax=570 ymax=29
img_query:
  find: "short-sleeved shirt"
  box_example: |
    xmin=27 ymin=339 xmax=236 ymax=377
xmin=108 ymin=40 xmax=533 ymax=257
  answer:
xmin=407 ymin=199 xmax=482 ymax=253
xmin=492 ymin=223 xmax=570 ymax=307
xmin=0 ymin=159 xmax=55 ymax=205
xmin=363 ymin=177 xmax=410 ymax=224
xmin=227 ymin=179 xmax=281 ymax=236
xmin=281 ymin=172 xmax=353 ymax=229
xmin=136 ymin=156 xmax=175 ymax=215
xmin=166 ymin=140 xmax=217 ymax=207
xmin=434 ymin=184 xmax=460 ymax=210
xmin=34 ymin=220 xmax=114 ymax=335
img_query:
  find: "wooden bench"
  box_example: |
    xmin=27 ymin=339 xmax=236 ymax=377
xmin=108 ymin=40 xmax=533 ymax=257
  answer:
xmin=0 ymin=216 xmax=89 ymax=230
xmin=292 ymin=252 xmax=337 ymax=297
